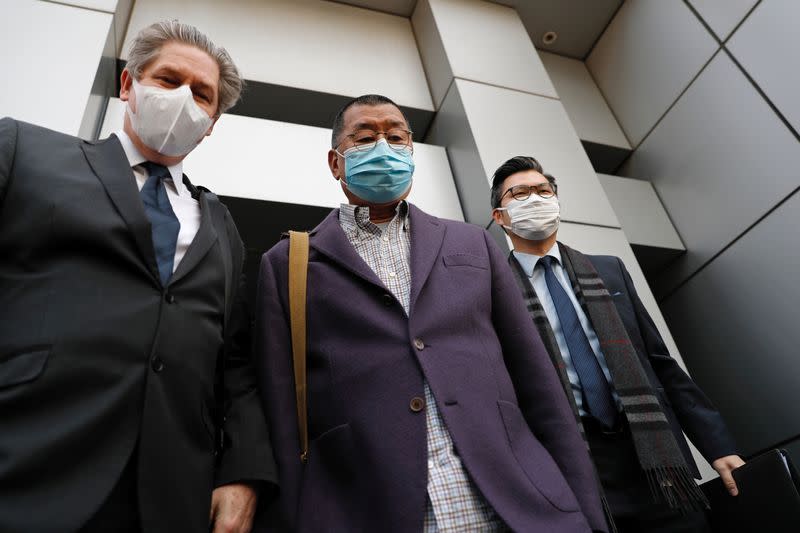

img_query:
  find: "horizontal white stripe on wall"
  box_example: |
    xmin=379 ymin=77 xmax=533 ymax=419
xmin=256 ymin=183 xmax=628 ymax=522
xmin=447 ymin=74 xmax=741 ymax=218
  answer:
xmin=122 ymin=0 xmax=434 ymax=111
xmin=101 ymin=98 xmax=463 ymax=221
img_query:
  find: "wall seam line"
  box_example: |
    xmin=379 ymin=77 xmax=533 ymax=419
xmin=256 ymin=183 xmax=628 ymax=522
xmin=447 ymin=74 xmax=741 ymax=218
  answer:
xmin=454 ymin=77 xmax=560 ymax=101
xmin=38 ymin=0 xmax=113 ymax=15
xmin=658 ymin=185 xmax=800 ymax=304
xmin=721 ymin=0 xmax=763 ymax=45
xmin=582 ymin=1 xmax=626 ymax=62
xmin=720 ymin=47 xmax=800 ymax=144
xmin=682 ymin=0 xmax=723 ymax=44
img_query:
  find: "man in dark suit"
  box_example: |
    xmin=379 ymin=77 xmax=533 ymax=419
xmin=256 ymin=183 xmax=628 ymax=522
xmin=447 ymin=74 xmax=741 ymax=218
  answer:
xmin=0 ymin=21 xmax=275 ymax=533
xmin=255 ymin=95 xmax=607 ymax=532
xmin=490 ymin=155 xmax=744 ymax=532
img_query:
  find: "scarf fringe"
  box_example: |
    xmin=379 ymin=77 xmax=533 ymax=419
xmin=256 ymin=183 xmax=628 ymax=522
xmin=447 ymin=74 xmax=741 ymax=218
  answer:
xmin=645 ymin=466 xmax=710 ymax=513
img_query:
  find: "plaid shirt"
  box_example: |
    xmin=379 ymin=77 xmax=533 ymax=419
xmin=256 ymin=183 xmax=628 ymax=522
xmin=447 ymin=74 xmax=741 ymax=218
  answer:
xmin=339 ymin=203 xmax=503 ymax=532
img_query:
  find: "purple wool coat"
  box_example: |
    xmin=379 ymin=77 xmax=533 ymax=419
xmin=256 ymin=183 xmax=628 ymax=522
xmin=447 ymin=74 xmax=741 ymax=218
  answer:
xmin=255 ymin=204 xmax=607 ymax=532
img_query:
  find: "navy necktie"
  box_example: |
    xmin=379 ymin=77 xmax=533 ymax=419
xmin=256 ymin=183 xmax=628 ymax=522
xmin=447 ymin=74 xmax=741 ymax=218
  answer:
xmin=539 ymin=255 xmax=618 ymax=428
xmin=140 ymin=161 xmax=180 ymax=286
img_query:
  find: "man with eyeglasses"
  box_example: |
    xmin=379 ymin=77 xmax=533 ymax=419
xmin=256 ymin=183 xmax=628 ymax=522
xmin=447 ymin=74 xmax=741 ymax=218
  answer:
xmin=490 ymin=156 xmax=744 ymax=533
xmin=255 ymin=96 xmax=607 ymax=532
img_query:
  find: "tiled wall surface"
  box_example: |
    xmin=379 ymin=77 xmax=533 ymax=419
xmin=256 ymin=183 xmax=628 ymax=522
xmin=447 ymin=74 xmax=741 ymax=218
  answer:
xmin=592 ymin=0 xmax=800 ymax=459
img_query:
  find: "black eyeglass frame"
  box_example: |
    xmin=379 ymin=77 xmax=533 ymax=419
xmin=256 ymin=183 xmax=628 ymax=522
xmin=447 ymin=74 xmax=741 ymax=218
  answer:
xmin=336 ymin=128 xmax=414 ymax=154
xmin=499 ymin=182 xmax=558 ymax=204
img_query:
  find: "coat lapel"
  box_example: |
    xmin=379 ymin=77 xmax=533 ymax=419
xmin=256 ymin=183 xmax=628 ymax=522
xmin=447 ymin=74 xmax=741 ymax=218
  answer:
xmin=408 ymin=204 xmax=445 ymax=313
xmin=309 ymin=209 xmax=386 ymax=289
xmin=169 ymin=184 xmax=219 ymax=286
xmin=81 ymin=135 xmax=159 ymax=284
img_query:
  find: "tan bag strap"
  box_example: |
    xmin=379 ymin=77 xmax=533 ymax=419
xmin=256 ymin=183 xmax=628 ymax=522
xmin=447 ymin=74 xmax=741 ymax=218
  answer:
xmin=288 ymin=231 xmax=309 ymax=463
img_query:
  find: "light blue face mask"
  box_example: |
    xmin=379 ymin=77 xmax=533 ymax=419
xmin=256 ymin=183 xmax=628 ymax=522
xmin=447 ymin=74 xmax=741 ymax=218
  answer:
xmin=340 ymin=139 xmax=415 ymax=204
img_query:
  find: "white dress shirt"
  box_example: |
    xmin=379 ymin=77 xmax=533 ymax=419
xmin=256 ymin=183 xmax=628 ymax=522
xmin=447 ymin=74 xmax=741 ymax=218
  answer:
xmin=513 ymin=243 xmax=621 ymax=416
xmin=115 ymin=130 xmax=201 ymax=272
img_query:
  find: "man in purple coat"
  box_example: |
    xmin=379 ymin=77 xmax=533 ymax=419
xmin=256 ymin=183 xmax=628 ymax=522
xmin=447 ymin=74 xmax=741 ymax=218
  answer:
xmin=255 ymin=94 xmax=607 ymax=532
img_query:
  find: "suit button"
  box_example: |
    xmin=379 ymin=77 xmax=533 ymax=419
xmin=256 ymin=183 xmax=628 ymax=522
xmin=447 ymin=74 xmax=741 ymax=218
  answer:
xmin=151 ymin=356 xmax=164 ymax=373
xmin=413 ymin=338 xmax=425 ymax=351
xmin=409 ymin=397 xmax=425 ymax=412
xmin=165 ymin=293 xmax=175 ymax=304
xmin=383 ymin=294 xmax=393 ymax=307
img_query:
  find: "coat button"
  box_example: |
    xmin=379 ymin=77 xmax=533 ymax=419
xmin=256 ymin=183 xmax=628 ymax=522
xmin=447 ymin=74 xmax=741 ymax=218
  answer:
xmin=383 ymin=294 xmax=393 ymax=307
xmin=165 ymin=293 xmax=175 ymax=304
xmin=151 ymin=356 xmax=164 ymax=373
xmin=409 ymin=397 xmax=425 ymax=412
xmin=413 ymin=338 xmax=425 ymax=351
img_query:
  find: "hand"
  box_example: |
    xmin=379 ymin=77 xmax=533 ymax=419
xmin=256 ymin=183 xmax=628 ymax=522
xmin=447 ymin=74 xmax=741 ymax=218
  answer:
xmin=209 ymin=483 xmax=258 ymax=533
xmin=712 ymin=455 xmax=746 ymax=496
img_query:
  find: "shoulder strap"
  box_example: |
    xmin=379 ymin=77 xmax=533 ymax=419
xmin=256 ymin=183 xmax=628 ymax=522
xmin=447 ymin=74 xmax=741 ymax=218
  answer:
xmin=288 ymin=230 xmax=310 ymax=463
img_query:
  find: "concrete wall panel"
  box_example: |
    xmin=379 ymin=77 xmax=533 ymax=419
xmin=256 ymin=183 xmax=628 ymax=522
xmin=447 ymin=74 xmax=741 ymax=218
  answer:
xmin=415 ymin=0 xmax=557 ymax=107
xmin=124 ymin=0 xmax=433 ymax=111
xmin=597 ymin=174 xmax=683 ymax=250
xmin=661 ymin=190 xmax=800 ymax=456
xmin=51 ymin=0 xmax=120 ymax=12
xmin=727 ymin=0 xmax=800 ymax=134
xmin=586 ymin=0 xmax=718 ymax=147
xmin=0 ymin=0 xmax=112 ymax=136
xmin=688 ymin=0 xmax=758 ymax=41
xmin=425 ymin=82 xmax=488 ymax=226
xmin=621 ymin=52 xmax=800 ymax=297
xmin=411 ymin=0 xmax=453 ymax=109
xmin=539 ymin=52 xmax=629 ymax=150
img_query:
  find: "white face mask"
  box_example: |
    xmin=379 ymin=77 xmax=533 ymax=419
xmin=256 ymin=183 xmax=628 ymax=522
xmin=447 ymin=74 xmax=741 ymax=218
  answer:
xmin=497 ymin=194 xmax=560 ymax=241
xmin=126 ymin=78 xmax=214 ymax=157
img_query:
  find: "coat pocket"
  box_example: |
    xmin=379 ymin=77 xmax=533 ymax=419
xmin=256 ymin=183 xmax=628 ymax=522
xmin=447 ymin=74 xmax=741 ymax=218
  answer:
xmin=497 ymin=400 xmax=581 ymax=512
xmin=442 ymin=253 xmax=489 ymax=269
xmin=297 ymin=423 xmax=356 ymax=530
xmin=0 ymin=347 xmax=50 ymax=389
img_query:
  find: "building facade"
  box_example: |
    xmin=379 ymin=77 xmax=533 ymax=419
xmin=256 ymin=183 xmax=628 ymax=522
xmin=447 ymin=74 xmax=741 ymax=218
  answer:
xmin=2 ymin=0 xmax=798 ymax=478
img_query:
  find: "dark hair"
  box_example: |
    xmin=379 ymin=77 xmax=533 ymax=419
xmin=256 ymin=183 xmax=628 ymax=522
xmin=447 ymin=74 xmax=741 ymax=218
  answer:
xmin=490 ymin=156 xmax=557 ymax=208
xmin=330 ymin=94 xmax=410 ymax=148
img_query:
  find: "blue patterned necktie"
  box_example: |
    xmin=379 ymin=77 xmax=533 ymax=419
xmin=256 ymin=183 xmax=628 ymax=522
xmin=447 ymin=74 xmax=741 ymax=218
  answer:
xmin=539 ymin=255 xmax=618 ymax=429
xmin=140 ymin=161 xmax=180 ymax=286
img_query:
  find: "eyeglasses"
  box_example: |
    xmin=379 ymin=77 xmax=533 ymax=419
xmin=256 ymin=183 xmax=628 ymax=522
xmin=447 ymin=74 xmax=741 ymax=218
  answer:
xmin=500 ymin=183 xmax=557 ymax=203
xmin=339 ymin=128 xmax=414 ymax=154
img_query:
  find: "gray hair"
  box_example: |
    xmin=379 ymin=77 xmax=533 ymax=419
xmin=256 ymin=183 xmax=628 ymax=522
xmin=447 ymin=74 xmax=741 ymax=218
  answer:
xmin=126 ymin=20 xmax=243 ymax=116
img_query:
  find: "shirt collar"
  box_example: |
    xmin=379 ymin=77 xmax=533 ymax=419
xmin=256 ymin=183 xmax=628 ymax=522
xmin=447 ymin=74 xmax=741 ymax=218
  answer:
xmin=339 ymin=200 xmax=410 ymax=234
xmin=115 ymin=130 xmax=187 ymax=197
xmin=513 ymin=242 xmax=562 ymax=277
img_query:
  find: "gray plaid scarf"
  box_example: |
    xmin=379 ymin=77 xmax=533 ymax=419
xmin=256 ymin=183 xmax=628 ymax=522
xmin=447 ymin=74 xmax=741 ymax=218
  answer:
xmin=509 ymin=243 xmax=708 ymax=513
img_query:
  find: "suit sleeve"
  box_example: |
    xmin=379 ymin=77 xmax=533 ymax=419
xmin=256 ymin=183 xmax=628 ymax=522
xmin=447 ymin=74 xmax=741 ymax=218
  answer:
xmin=0 ymin=117 xmax=18 ymax=209
xmin=483 ymin=230 xmax=607 ymax=532
xmin=255 ymin=243 xmax=302 ymax=530
xmin=616 ymin=257 xmax=739 ymax=462
xmin=215 ymin=218 xmax=279 ymax=491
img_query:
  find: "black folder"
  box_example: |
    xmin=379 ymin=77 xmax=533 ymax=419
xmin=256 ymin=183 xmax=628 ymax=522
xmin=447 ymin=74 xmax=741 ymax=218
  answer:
xmin=701 ymin=448 xmax=800 ymax=533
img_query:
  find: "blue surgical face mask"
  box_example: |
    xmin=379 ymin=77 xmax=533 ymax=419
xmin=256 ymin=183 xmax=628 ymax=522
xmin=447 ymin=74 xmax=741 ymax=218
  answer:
xmin=339 ymin=139 xmax=414 ymax=204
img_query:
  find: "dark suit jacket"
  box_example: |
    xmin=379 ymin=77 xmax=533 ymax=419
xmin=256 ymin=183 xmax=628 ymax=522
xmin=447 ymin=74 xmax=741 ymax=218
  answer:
xmin=0 ymin=118 xmax=276 ymax=533
xmin=587 ymin=254 xmax=738 ymax=476
xmin=255 ymin=205 xmax=607 ymax=532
